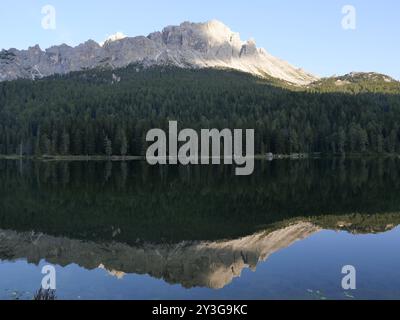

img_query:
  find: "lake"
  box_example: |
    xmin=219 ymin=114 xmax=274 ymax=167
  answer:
xmin=0 ymin=158 xmax=400 ymax=300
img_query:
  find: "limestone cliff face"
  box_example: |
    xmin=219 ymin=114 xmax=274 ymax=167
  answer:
xmin=0 ymin=20 xmax=317 ymax=85
xmin=0 ymin=222 xmax=319 ymax=289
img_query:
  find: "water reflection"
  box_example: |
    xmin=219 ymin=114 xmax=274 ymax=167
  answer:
xmin=0 ymin=158 xmax=400 ymax=297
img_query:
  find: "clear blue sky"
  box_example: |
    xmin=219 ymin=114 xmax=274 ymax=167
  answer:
xmin=1 ymin=0 xmax=399 ymax=79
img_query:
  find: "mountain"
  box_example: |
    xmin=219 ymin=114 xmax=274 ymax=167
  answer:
xmin=0 ymin=20 xmax=317 ymax=85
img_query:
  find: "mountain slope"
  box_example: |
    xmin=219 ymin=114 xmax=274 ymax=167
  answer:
xmin=0 ymin=65 xmax=399 ymax=156
xmin=0 ymin=20 xmax=317 ymax=85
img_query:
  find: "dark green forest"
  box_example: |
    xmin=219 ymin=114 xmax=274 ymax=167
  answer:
xmin=1 ymin=65 xmax=400 ymax=156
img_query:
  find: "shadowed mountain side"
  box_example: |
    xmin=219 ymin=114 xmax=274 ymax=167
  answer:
xmin=0 ymin=222 xmax=319 ymax=289
xmin=0 ymin=66 xmax=399 ymax=158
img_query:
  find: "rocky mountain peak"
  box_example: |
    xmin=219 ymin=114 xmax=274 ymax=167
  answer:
xmin=0 ymin=20 xmax=318 ymax=85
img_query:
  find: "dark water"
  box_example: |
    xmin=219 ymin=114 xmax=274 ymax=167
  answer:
xmin=1 ymin=158 xmax=400 ymax=300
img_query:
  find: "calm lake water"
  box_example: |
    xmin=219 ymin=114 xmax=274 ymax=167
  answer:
xmin=0 ymin=158 xmax=400 ymax=300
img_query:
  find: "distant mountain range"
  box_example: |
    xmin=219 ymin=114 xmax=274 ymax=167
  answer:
xmin=0 ymin=20 xmax=320 ymax=85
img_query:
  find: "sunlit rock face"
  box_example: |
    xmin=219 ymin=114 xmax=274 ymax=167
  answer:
xmin=0 ymin=222 xmax=319 ymax=289
xmin=0 ymin=20 xmax=317 ymax=85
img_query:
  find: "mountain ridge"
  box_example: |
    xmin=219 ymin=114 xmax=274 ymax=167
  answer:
xmin=0 ymin=20 xmax=318 ymax=85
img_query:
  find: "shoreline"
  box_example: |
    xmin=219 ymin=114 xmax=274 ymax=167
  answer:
xmin=0 ymin=153 xmax=399 ymax=162
xmin=0 ymin=155 xmax=144 ymax=162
